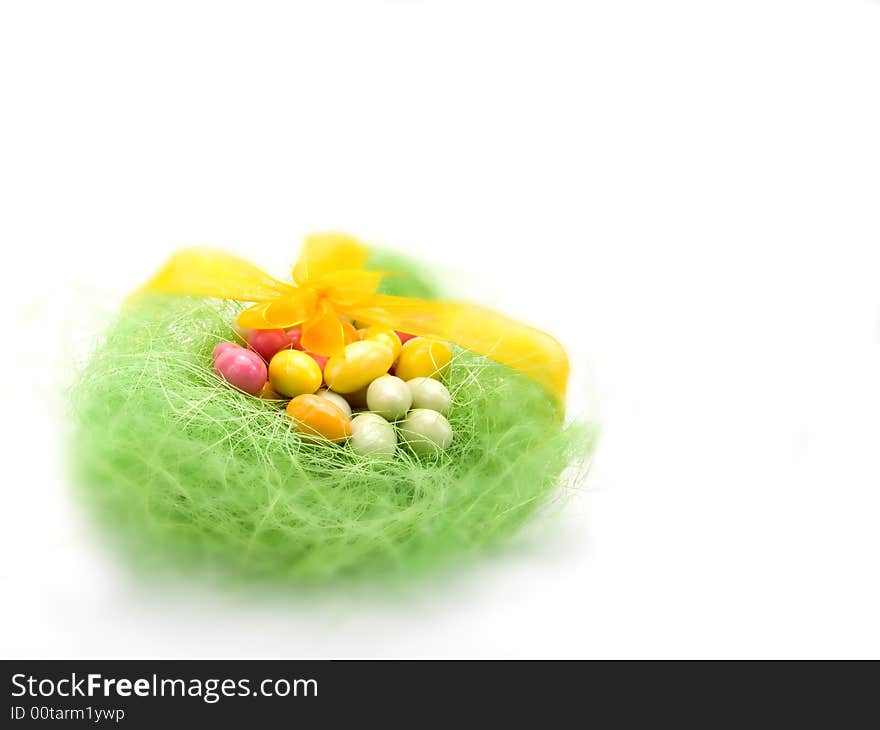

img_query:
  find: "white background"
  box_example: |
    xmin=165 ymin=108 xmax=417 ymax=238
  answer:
xmin=1 ymin=0 xmax=879 ymax=658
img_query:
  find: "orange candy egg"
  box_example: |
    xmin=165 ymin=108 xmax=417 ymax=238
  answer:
xmin=285 ymin=394 xmax=351 ymax=443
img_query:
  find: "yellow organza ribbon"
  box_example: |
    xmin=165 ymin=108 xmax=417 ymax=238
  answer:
xmin=145 ymin=233 xmax=569 ymax=400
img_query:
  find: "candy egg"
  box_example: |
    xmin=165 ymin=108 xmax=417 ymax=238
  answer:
xmin=268 ymin=349 xmax=323 ymax=397
xmin=399 ymin=409 xmax=453 ymax=455
xmin=248 ymin=328 xmax=292 ymax=361
xmin=406 ymin=377 xmax=452 ymax=415
xmin=214 ymin=348 xmax=267 ymax=395
xmin=212 ymin=341 xmax=240 ymax=361
xmin=349 ymin=413 xmax=397 ymax=457
xmin=396 ymin=331 xmax=416 ymax=345
xmin=286 ymin=394 xmax=351 ymax=443
xmin=366 ymin=375 xmax=412 ymax=421
xmin=305 ymin=351 xmax=329 ymax=372
xmin=324 ymin=340 xmax=395 ymax=393
xmin=394 ymin=338 xmax=453 ymax=381
xmin=358 ymin=326 xmax=402 ymax=361
xmin=316 ymin=388 xmax=352 ymax=418
xmin=286 ymin=327 xmax=303 ymax=350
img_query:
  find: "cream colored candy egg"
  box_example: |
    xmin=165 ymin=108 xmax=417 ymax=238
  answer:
xmin=315 ymin=388 xmax=352 ymax=418
xmin=366 ymin=375 xmax=412 ymax=421
xmin=405 ymin=377 xmax=451 ymax=415
xmin=324 ymin=340 xmax=394 ymax=394
xmin=399 ymin=409 xmax=453 ymax=455
xmin=349 ymin=413 xmax=397 ymax=457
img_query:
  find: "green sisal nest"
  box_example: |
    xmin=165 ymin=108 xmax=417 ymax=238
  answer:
xmin=70 ymin=252 xmax=593 ymax=582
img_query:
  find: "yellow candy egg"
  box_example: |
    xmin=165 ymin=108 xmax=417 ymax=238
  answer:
xmin=324 ymin=340 xmax=395 ymax=394
xmin=268 ymin=349 xmax=323 ymax=397
xmin=394 ymin=338 xmax=452 ymax=381
xmin=286 ymin=394 xmax=351 ymax=443
xmin=357 ymin=326 xmax=402 ymax=362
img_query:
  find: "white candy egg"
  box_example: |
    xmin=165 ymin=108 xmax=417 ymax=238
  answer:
xmin=315 ymin=388 xmax=352 ymax=418
xmin=399 ymin=409 xmax=453 ymax=455
xmin=366 ymin=375 xmax=412 ymax=421
xmin=349 ymin=413 xmax=397 ymax=457
xmin=405 ymin=377 xmax=451 ymax=415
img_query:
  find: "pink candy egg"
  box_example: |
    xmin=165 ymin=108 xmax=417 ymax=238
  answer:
xmin=396 ymin=331 xmax=416 ymax=344
xmin=214 ymin=348 xmax=267 ymax=395
xmin=212 ymin=341 xmax=240 ymax=361
xmin=247 ymin=328 xmax=291 ymax=361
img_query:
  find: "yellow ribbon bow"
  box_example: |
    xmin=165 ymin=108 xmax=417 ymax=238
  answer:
xmin=145 ymin=233 xmax=570 ymax=400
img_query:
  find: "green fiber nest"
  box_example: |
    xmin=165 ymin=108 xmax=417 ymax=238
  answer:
xmin=70 ymin=253 xmax=592 ymax=582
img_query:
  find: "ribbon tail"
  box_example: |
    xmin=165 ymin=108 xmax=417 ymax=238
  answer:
xmin=345 ymin=295 xmax=570 ymax=401
xmin=143 ymin=248 xmax=293 ymax=302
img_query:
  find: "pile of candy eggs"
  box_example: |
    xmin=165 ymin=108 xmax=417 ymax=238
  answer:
xmin=211 ymin=320 xmax=454 ymax=457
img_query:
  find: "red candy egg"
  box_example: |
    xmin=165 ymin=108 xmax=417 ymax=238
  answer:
xmin=305 ymin=351 xmax=328 ymax=372
xmin=248 ymin=328 xmax=291 ymax=361
xmin=396 ymin=331 xmax=416 ymax=344
xmin=214 ymin=348 xmax=267 ymax=395
xmin=286 ymin=327 xmax=303 ymax=350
